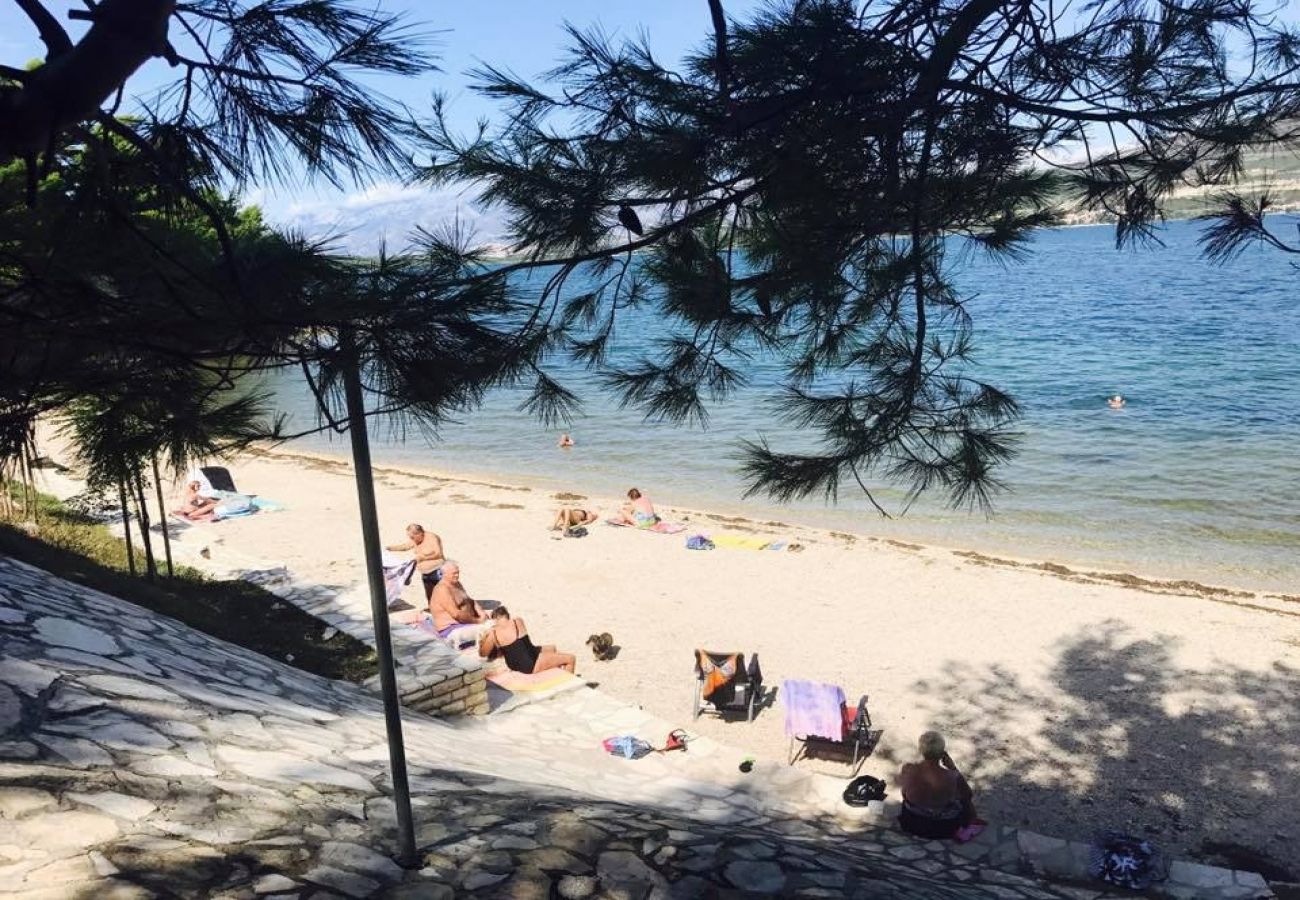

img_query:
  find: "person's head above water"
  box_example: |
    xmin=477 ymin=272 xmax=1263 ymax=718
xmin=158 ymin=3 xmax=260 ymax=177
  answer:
xmin=1108 ymin=394 xmax=1125 ymax=408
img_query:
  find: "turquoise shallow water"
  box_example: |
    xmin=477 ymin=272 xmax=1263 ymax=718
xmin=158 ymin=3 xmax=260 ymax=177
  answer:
xmin=271 ymin=219 xmax=1300 ymax=592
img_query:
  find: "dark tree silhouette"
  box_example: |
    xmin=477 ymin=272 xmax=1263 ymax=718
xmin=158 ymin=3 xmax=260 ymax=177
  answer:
xmin=1198 ymin=193 xmax=1300 ymax=264
xmin=0 ymin=0 xmax=429 ymax=211
xmin=425 ymin=0 xmax=1300 ymax=512
xmin=0 ymin=0 xmax=435 ymax=433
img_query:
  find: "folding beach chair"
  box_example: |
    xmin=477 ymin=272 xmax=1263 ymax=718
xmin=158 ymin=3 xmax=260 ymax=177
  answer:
xmin=783 ymin=679 xmax=873 ymax=769
xmin=201 ymin=466 xmax=238 ymax=493
xmin=692 ymin=650 xmax=763 ymax=722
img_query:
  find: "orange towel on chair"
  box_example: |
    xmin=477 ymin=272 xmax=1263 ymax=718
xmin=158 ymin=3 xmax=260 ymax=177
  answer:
xmin=699 ymin=651 xmax=738 ymax=700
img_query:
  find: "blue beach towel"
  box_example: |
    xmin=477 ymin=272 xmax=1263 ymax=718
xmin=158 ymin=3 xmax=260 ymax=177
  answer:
xmin=211 ymin=495 xmax=254 ymax=520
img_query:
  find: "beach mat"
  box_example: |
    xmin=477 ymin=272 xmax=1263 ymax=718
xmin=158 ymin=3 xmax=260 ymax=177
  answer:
xmin=711 ymin=533 xmax=772 ymax=551
xmin=607 ymin=519 xmax=687 ymax=535
xmin=487 ymin=669 xmax=578 ymax=693
xmin=170 ymin=496 xmax=284 ymax=523
xmin=485 ymin=668 xmax=585 ymax=714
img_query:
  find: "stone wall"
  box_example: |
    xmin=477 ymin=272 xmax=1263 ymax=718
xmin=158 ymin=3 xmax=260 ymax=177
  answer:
xmin=201 ymin=561 xmax=494 ymax=718
xmin=391 ymin=659 xmax=488 ymax=717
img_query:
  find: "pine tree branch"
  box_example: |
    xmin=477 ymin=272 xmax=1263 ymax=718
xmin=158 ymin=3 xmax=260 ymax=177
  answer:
xmin=707 ymin=0 xmax=731 ymax=102
xmin=0 ymin=0 xmax=174 ymax=161
xmin=12 ymin=0 xmax=73 ymax=58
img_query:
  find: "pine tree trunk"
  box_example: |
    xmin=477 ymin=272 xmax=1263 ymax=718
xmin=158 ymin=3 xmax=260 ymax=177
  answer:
xmin=151 ymin=455 xmax=174 ymax=578
xmin=1 ymin=468 xmax=11 ymax=520
xmin=23 ymin=447 xmax=38 ymax=525
xmin=19 ymin=451 xmax=33 ymax=521
xmin=133 ymin=472 xmax=157 ymax=581
xmin=117 ymin=479 xmax=137 ymax=576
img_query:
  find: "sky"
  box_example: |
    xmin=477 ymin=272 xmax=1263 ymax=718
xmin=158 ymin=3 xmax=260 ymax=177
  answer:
xmin=1 ymin=0 xmax=761 ymax=250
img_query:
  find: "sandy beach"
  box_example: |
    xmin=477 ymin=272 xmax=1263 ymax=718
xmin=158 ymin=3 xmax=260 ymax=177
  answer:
xmin=43 ymin=442 xmax=1300 ymax=872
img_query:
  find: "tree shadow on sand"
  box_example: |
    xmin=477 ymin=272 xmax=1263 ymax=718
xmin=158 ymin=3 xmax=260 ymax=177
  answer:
xmin=911 ymin=619 xmax=1299 ymax=879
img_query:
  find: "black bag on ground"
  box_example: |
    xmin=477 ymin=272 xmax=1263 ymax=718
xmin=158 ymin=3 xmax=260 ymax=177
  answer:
xmin=843 ymin=775 xmax=887 ymax=807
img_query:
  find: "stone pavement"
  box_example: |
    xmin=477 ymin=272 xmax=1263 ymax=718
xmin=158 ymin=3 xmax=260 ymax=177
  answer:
xmin=0 ymin=555 xmax=1275 ymax=898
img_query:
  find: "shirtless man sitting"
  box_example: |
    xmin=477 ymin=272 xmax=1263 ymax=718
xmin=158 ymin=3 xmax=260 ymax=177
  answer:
xmin=897 ymin=731 xmax=982 ymax=840
xmin=427 ymin=561 xmax=490 ymax=648
xmin=385 ymin=523 xmax=446 ymax=600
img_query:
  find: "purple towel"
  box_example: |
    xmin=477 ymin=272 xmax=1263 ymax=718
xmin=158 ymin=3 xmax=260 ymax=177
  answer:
xmin=782 ymin=679 xmax=846 ymax=741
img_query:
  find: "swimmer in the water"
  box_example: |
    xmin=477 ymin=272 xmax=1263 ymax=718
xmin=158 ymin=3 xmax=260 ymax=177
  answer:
xmin=557 ymin=433 xmax=574 ymax=448
xmin=1108 ymin=395 xmax=1125 ymax=409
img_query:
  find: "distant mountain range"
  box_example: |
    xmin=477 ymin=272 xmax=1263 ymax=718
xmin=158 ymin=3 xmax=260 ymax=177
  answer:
xmin=1060 ymin=144 xmax=1300 ymax=225
xmin=269 ymin=182 xmax=510 ymax=257
xmin=271 ymin=146 xmax=1300 ymax=256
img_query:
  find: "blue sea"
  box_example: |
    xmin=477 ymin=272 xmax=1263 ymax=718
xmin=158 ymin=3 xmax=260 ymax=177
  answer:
xmin=272 ymin=219 xmax=1300 ymax=593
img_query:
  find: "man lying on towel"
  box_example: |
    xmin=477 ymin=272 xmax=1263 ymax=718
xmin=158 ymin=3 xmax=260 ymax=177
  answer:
xmin=428 ymin=561 xmax=490 ymax=648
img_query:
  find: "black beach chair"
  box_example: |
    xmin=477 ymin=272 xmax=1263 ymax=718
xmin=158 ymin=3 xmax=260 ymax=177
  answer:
xmin=787 ymin=689 xmax=873 ymax=770
xmin=692 ymin=649 xmax=763 ymax=722
xmin=201 ymin=466 xmax=238 ymax=493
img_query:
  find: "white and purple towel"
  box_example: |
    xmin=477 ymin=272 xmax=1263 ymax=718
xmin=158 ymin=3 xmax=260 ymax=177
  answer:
xmin=782 ymin=679 xmax=846 ymax=741
xmin=382 ymin=557 xmax=417 ymax=608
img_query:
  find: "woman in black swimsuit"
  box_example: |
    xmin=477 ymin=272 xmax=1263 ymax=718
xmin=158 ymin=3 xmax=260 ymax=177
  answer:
xmin=478 ymin=607 xmax=577 ymax=674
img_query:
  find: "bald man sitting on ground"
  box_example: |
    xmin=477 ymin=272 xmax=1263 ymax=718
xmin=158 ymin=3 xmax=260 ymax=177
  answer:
xmin=427 ymin=561 xmax=491 ymax=649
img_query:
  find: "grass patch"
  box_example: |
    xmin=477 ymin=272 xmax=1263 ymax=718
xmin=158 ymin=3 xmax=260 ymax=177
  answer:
xmin=0 ymin=490 xmax=377 ymax=682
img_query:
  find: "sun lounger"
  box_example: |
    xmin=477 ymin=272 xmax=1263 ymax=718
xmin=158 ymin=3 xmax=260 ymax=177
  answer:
xmin=692 ymin=649 xmax=763 ymax=722
xmin=200 ymin=466 xmax=238 ymax=493
xmin=783 ymin=678 xmax=873 ymax=769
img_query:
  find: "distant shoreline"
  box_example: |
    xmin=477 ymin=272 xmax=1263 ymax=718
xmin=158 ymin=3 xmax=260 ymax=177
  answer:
xmin=473 ymin=206 xmax=1300 ymax=261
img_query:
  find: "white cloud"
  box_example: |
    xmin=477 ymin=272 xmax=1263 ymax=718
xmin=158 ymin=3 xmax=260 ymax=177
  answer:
xmin=261 ymin=181 xmax=507 ymax=256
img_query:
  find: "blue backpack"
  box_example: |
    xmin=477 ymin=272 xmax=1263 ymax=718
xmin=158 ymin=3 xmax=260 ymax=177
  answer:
xmin=685 ymin=534 xmax=715 ymax=550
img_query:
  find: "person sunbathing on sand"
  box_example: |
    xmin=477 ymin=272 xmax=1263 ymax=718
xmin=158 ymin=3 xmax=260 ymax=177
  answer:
xmin=609 ymin=488 xmax=659 ymax=527
xmin=428 ymin=561 xmax=489 ymax=647
xmin=478 ymin=606 xmax=576 ymax=675
xmin=173 ymin=480 xmax=219 ymax=521
xmin=897 ymin=731 xmax=983 ymax=841
xmin=551 ymin=507 xmax=598 ymax=530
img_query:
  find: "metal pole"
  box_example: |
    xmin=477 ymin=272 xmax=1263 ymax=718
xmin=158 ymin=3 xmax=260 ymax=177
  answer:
xmin=340 ymin=327 xmax=417 ymax=867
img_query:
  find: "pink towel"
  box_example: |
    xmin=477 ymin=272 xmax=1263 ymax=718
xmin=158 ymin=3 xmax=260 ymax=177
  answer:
xmin=782 ymin=679 xmax=846 ymax=741
xmin=607 ymin=520 xmax=687 ymax=534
